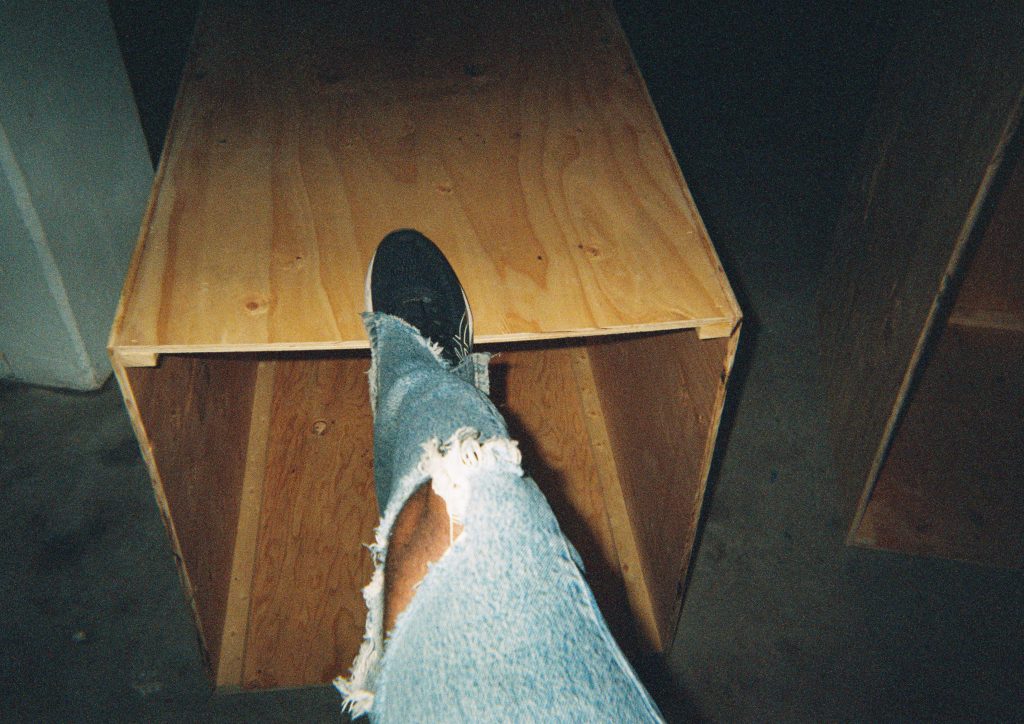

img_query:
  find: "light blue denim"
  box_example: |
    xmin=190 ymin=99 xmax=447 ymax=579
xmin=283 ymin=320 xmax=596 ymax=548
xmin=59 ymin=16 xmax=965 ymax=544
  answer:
xmin=335 ymin=313 xmax=664 ymax=723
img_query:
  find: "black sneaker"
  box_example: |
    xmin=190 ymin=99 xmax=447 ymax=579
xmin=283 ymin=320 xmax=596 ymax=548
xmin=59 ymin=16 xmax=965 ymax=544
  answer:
xmin=365 ymin=229 xmax=473 ymax=366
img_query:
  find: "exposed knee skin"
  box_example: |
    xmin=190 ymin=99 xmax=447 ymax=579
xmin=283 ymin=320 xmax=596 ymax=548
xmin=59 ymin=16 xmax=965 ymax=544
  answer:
xmin=383 ymin=482 xmax=464 ymax=634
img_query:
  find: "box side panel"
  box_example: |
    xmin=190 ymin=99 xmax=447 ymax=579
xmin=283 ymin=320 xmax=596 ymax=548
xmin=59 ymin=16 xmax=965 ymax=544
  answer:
xmin=241 ymin=356 xmax=377 ymax=688
xmin=127 ymin=355 xmax=257 ymax=675
xmin=855 ymin=326 xmax=1024 ymax=568
xmin=817 ymin=2 xmax=1024 ymax=531
xmin=490 ymin=346 xmax=641 ymax=653
xmin=587 ymin=330 xmax=730 ymax=647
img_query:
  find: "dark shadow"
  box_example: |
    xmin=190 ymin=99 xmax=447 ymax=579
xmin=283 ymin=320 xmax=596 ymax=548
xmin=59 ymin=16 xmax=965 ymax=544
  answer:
xmin=631 ymin=650 xmax=707 ymax=723
xmin=107 ymin=0 xmax=202 ymax=165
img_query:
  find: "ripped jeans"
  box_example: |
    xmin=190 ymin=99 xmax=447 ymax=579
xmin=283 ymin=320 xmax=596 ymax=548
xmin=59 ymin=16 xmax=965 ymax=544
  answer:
xmin=335 ymin=313 xmax=664 ymax=723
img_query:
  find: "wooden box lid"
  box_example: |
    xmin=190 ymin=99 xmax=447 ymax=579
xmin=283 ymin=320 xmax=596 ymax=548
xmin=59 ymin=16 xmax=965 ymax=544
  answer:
xmin=110 ymin=0 xmax=739 ymax=361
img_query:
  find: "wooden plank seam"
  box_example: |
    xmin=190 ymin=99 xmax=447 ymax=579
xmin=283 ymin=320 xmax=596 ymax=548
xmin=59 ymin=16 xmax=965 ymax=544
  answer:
xmin=217 ymin=360 xmax=276 ymax=686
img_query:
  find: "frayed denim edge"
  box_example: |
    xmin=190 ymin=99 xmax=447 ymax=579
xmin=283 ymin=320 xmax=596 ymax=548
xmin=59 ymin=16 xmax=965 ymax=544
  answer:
xmin=334 ymin=427 xmax=522 ymax=718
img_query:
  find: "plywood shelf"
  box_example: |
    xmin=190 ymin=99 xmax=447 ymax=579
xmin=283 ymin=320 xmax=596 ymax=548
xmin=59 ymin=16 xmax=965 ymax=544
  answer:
xmin=110 ymin=0 xmax=740 ymax=690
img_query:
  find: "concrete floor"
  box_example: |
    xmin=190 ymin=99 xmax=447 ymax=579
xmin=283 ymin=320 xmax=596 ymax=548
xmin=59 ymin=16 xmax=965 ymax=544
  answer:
xmin=3 ymin=2 xmax=1023 ymax=721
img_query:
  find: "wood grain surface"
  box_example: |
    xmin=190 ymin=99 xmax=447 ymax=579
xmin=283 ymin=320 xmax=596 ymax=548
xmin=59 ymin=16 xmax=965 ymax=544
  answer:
xmin=241 ymin=355 xmax=377 ymax=689
xmin=854 ymin=326 xmax=1024 ymax=568
xmin=109 ymin=0 xmax=738 ymax=359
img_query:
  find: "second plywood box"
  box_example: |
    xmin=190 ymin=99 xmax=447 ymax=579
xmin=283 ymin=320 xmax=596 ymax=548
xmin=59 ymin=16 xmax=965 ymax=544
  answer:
xmin=820 ymin=2 xmax=1024 ymax=569
xmin=110 ymin=0 xmax=741 ymax=689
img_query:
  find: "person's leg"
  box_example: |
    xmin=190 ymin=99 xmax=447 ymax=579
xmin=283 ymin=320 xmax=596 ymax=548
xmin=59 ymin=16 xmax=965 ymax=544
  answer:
xmin=334 ymin=310 xmax=515 ymax=716
xmin=334 ymin=232 xmax=663 ymax=722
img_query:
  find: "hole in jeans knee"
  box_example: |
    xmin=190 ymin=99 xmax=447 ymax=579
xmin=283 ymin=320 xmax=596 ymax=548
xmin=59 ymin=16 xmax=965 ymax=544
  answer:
xmin=382 ymin=483 xmax=462 ymax=635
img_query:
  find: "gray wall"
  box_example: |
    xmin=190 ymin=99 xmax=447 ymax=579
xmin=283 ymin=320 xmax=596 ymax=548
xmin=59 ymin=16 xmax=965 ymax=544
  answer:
xmin=1 ymin=0 xmax=152 ymax=390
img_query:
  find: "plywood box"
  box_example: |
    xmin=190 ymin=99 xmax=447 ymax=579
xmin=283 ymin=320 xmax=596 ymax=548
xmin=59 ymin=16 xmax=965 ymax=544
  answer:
xmin=109 ymin=0 xmax=741 ymax=689
xmin=819 ymin=2 xmax=1024 ymax=569
xmin=847 ymin=150 xmax=1024 ymax=568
